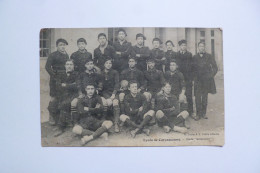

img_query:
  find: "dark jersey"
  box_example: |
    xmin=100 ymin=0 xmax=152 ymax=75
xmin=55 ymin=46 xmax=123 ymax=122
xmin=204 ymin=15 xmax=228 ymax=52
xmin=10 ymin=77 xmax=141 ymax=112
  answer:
xmin=101 ymin=69 xmax=120 ymax=97
xmin=45 ymin=51 xmax=69 ymax=76
xmin=131 ymin=45 xmax=150 ymax=71
xmin=77 ymin=94 xmax=103 ymax=118
xmin=94 ymin=45 xmax=115 ymax=70
xmin=120 ymin=67 xmax=146 ymax=91
xmin=124 ymin=93 xmax=148 ymax=118
xmin=155 ymin=92 xmax=180 ymax=117
xmin=113 ymin=40 xmax=132 ymax=72
xmin=77 ymin=70 xmax=103 ymax=93
xmin=70 ymin=49 xmax=92 ymax=73
xmin=164 ymin=70 xmax=185 ymax=97
xmin=150 ymin=48 xmax=165 ymax=71
xmin=144 ymin=68 xmax=165 ymax=95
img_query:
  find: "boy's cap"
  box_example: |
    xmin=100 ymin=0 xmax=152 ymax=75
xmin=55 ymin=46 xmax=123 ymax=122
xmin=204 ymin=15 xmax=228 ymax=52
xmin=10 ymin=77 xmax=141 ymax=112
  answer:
xmin=117 ymin=28 xmax=127 ymax=36
xmin=152 ymin=38 xmax=163 ymax=44
xmin=165 ymin=40 xmax=174 ymax=46
xmin=136 ymin=33 xmax=146 ymax=40
xmin=56 ymin=38 xmax=68 ymax=46
xmin=178 ymin=39 xmax=187 ymax=46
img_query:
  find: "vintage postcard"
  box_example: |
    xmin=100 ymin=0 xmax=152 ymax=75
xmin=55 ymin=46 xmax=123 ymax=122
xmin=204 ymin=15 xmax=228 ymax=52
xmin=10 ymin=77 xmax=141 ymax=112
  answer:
xmin=40 ymin=27 xmax=224 ymax=147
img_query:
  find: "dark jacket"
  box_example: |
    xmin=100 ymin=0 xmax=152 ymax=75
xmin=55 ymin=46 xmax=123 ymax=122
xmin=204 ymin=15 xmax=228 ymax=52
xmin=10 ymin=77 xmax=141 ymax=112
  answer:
xmin=94 ymin=45 xmax=115 ymax=70
xmin=113 ymin=40 xmax=132 ymax=71
xmin=70 ymin=49 xmax=92 ymax=73
xmin=176 ymin=51 xmax=193 ymax=81
xmin=131 ymin=45 xmax=150 ymax=71
xmin=192 ymin=52 xmax=218 ymax=94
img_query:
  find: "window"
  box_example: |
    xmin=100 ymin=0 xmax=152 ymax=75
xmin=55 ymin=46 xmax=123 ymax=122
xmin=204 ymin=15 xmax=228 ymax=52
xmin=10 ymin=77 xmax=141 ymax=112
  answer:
xmin=211 ymin=30 xmax=214 ymax=37
xmin=40 ymin=29 xmax=51 ymax=57
xmin=211 ymin=39 xmax=215 ymax=57
xmin=200 ymin=39 xmax=205 ymax=43
xmin=200 ymin=31 xmax=205 ymax=37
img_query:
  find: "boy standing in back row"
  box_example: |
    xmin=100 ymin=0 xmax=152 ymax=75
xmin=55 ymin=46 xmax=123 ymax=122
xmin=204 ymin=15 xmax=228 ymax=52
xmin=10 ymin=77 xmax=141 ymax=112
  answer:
xmin=45 ymin=38 xmax=69 ymax=125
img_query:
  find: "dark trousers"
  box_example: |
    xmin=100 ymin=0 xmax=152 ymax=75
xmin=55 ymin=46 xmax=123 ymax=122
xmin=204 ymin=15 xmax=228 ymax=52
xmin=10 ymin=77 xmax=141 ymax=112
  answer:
xmin=195 ymin=89 xmax=208 ymax=117
xmin=185 ymin=80 xmax=194 ymax=114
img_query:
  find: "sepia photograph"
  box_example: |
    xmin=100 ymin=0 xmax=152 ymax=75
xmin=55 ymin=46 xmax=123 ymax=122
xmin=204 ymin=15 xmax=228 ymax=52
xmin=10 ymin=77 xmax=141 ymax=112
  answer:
xmin=40 ymin=27 xmax=224 ymax=147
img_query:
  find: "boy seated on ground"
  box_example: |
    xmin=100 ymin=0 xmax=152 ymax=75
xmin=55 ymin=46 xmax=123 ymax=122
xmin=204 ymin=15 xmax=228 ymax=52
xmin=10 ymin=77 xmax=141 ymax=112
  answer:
xmin=53 ymin=59 xmax=78 ymax=137
xmin=119 ymin=81 xmax=155 ymax=138
xmin=100 ymin=57 xmax=120 ymax=132
xmin=72 ymin=82 xmax=113 ymax=145
xmin=155 ymin=82 xmax=189 ymax=134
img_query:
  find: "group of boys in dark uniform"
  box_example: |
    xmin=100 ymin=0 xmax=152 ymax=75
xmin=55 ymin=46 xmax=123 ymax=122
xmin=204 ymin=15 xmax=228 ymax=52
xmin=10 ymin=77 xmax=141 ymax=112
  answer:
xmin=45 ymin=28 xmax=218 ymax=145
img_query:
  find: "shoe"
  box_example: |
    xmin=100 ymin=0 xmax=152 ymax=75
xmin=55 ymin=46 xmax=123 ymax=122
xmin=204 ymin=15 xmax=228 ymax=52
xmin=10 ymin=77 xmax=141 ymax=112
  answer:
xmin=130 ymin=128 xmax=139 ymax=138
xmin=53 ymin=129 xmax=64 ymax=137
xmin=201 ymin=114 xmax=208 ymax=119
xmin=184 ymin=121 xmax=190 ymax=129
xmin=142 ymin=128 xmax=150 ymax=136
xmin=193 ymin=115 xmax=200 ymax=121
xmin=163 ymin=126 xmax=171 ymax=133
xmin=48 ymin=116 xmax=56 ymax=126
xmin=173 ymin=126 xmax=188 ymax=134
xmin=81 ymin=135 xmax=93 ymax=145
xmin=100 ymin=132 xmax=108 ymax=140
xmin=114 ymin=123 xmax=120 ymax=133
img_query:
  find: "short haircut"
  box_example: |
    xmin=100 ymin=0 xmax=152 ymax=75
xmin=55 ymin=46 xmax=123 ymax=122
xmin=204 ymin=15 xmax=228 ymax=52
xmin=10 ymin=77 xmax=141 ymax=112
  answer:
xmin=77 ymin=38 xmax=87 ymax=44
xmin=198 ymin=41 xmax=205 ymax=46
xmin=128 ymin=80 xmax=138 ymax=87
xmin=56 ymin=38 xmax=68 ymax=46
xmin=117 ymin=28 xmax=127 ymax=36
xmin=162 ymin=81 xmax=171 ymax=88
xmin=98 ymin=33 xmax=107 ymax=39
xmin=84 ymin=82 xmax=96 ymax=89
xmin=104 ymin=57 xmax=113 ymax=64
xmin=165 ymin=40 xmax=174 ymax=46
xmin=152 ymin=38 xmax=162 ymax=44
xmin=136 ymin=33 xmax=146 ymax=40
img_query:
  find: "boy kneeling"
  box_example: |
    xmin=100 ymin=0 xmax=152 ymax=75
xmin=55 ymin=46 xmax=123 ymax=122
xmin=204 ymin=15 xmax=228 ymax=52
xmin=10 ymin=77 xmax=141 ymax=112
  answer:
xmin=72 ymin=82 xmax=113 ymax=145
xmin=120 ymin=81 xmax=155 ymax=138
xmin=155 ymin=82 xmax=189 ymax=134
